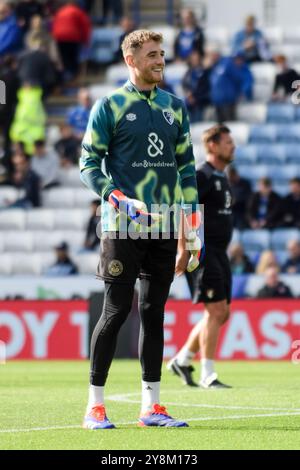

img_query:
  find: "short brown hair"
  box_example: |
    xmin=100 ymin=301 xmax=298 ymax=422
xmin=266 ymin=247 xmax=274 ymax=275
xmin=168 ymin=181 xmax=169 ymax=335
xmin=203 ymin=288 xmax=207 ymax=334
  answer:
xmin=202 ymin=125 xmax=230 ymax=151
xmin=121 ymin=29 xmax=163 ymax=56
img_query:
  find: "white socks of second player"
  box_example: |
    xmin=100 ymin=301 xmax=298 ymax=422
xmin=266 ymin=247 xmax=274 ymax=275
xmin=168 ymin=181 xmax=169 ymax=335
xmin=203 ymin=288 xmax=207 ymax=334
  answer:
xmin=176 ymin=346 xmax=195 ymax=367
xmin=87 ymin=385 xmax=104 ymax=412
xmin=141 ymin=381 xmax=160 ymax=414
xmin=201 ymin=358 xmax=215 ymax=382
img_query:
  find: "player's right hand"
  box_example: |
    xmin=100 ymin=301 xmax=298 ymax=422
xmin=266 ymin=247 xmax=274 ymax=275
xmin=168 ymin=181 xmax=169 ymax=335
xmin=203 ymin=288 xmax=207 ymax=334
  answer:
xmin=108 ymin=190 xmax=161 ymax=227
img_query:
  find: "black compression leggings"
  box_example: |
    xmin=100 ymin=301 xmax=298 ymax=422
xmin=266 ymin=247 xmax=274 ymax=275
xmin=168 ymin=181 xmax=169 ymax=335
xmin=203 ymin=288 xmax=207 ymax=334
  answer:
xmin=90 ymin=278 xmax=172 ymax=386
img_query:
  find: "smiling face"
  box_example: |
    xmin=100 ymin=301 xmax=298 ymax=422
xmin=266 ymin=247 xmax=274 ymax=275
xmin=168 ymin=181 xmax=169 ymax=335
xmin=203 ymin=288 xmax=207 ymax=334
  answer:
xmin=125 ymin=39 xmax=165 ymax=89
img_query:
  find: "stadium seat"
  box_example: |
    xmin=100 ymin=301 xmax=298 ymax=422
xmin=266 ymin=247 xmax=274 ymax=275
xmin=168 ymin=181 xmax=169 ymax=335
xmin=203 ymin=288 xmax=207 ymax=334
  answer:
xmin=256 ymin=144 xmax=286 ymax=164
xmin=0 ymin=254 xmax=13 ymax=275
xmin=164 ymin=63 xmax=188 ymax=88
xmin=6 ymin=252 xmax=55 ymax=275
xmin=275 ymin=250 xmax=289 ymax=267
xmin=231 ymin=229 xmax=241 ymax=244
xmin=190 ymin=122 xmax=215 ymax=144
xmin=89 ymin=27 xmax=122 ymax=64
xmin=57 ymin=168 xmax=83 ymax=188
xmin=284 ymin=144 xmax=300 ymax=163
xmin=106 ymin=63 xmax=128 ymax=86
xmin=237 ymin=103 xmax=267 ymax=123
xmin=73 ymin=252 xmax=99 ymax=274
xmin=224 ymin=122 xmax=249 ymax=145
xmin=54 ymin=209 xmax=89 ymax=230
xmin=244 ymin=249 xmax=260 ymax=265
xmin=0 ymin=209 xmax=26 ymax=230
xmin=278 ymin=44 xmax=300 ymax=63
xmin=0 ymin=186 xmax=19 ymax=207
xmin=264 ymin=26 xmax=284 ymax=45
xmin=268 ymin=164 xmax=300 ymax=181
xmin=237 ymin=164 xmax=269 ymax=181
xmin=250 ymin=63 xmax=276 ymax=85
xmin=89 ymin=84 xmax=115 ymax=103
xmin=284 ymin=26 xmax=300 ymax=43
xmin=0 ymin=233 xmax=4 ymax=252
xmin=276 ymin=124 xmax=300 ymax=143
xmin=43 ymin=188 xmax=75 ymax=208
xmin=270 ymin=229 xmax=300 ymax=250
xmin=32 ymin=230 xmax=86 ymax=251
xmin=74 ymin=189 xmax=97 ymax=208
xmin=234 ymin=145 xmax=258 ymax=165
xmin=241 ymin=229 xmax=271 ymax=251
xmin=249 ymin=124 xmax=277 ymax=143
xmin=46 ymin=125 xmax=60 ymax=145
xmin=205 ymin=26 xmax=230 ymax=46
xmin=148 ymin=25 xmax=177 ymax=62
xmin=266 ymin=103 xmax=295 ymax=123
xmin=294 ymin=106 xmax=300 ymax=122
xmin=253 ymin=82 xmax=274 ymax=102
xmin=273 ymin=182 xmax=290 ymax=196
xmin=3 ymin=231 xmax=34 ymax=252
xmin=26 ymin=209 xmax=55 ymax=230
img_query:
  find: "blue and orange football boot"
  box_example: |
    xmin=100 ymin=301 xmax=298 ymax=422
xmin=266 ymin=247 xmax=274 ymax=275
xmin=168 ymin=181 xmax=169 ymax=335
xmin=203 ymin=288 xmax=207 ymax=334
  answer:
xmin=138 ymin=404 xmax=188 ymax=427
xmin=83 ymin=404 xmax=115 ymax=429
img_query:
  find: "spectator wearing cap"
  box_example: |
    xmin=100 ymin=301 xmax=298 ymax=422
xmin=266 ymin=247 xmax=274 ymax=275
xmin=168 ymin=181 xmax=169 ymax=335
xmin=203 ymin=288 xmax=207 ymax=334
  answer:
xmin=256 ymin=266 xmax=293 ymax=299
xmin=282 ymin=178 xmax=300 ymax=228
xmin=232 ymin=15 xmax=271 ymax=63
xmin=44 ymin=242 xmax=78 ymax=276
xmin=272 ymin=55 xmax=300 ymax=101
xmin=282 ymin=240 xmax=300 ymax=274
xmin=248 ymin=177 xmax=283 ymax=229
xmin=174 ymin=8 xmax=205 ymax=61
xmin=54 ymin=123 xmax=81 ymax=166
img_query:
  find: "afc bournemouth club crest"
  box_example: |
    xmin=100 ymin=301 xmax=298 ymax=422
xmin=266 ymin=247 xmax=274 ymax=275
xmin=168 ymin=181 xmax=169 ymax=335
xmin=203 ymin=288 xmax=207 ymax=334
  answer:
xmin=108 ymin=260 xmax=123 ymax=277
xmin=162 ymin=109 xmax=174 ymax=125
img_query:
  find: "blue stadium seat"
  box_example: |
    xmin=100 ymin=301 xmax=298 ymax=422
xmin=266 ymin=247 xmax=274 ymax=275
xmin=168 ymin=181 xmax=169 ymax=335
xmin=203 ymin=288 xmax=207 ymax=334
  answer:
xmin=237 ymin=165 xmax=269 ymax=181
xmin=256 ymin=144 xmax=286 ymax=164
xmin=234 ymin=145 xmax=257 ymax=165
xmin=277 ymin=124 xmax=300 ymax=143
xmin=284 ymin=144 xmax=300 ymax=163
xmin=249 ymin=124 xmax=277 ymax=143
xmin=267 ymin=165 xmax=300 ymax=182
xmin=266 ymin=103 xmax=295 ymax=123
xmin=272 ymin=182 xmax=290 ymax=196
xmin=241 ymin=229 xmax=271 ymax=251
xmin=270 ymin=229 xmax=300 ymax=250
xmin=244 ymin=249 xmax=260 ymax=265
xmin=274 ymin=250 xmax=289 ymax=267
xmin=294 ymin=106 xmax=300 ymax=122
xmin=89 ymin=27 xmax=122 ymax=64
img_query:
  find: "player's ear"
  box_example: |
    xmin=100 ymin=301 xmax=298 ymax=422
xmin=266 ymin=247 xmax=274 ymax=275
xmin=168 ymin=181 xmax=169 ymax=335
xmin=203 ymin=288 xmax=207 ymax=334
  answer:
xmin=125 ymin=54 xmax=135 ymax=68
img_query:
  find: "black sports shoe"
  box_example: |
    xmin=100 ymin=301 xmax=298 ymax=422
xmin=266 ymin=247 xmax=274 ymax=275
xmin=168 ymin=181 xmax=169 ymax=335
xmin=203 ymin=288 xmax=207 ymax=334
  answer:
xmin=200 ymin=373 xmax=232 ymax=389
xmin=167 ymin=358 xmax=199 ymax=387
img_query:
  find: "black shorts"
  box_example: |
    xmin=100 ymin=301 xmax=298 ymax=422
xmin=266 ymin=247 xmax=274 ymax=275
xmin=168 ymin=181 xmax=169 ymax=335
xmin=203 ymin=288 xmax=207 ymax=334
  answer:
xmin=188 ymin=245 xmax=232 ymax=304
xmin=97 ymin=232 xmax=178 ymax=284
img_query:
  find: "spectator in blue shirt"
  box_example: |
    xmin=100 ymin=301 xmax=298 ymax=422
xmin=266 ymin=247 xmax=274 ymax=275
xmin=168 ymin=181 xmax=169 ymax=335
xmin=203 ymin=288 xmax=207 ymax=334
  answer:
xmin=67 ymin=88 xmax=91 ymax=139
xmin=0 ymin=1 xmax=22 ymax=58
xmin=283 ymin=240 xmax=300 ymax=274
xmin=248 ymin=177 xmax=283 ymax=229
xmin=174 ymin=8 xmax=205 ymax=61
xmin=232 ymin=15 xmax=271 ymax=63
xmin=207 ymin=48 xmax=253 ymax=122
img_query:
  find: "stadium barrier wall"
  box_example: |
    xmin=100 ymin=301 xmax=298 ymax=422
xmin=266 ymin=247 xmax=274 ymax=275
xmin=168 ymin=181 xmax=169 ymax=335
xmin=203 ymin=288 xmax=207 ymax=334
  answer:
xmin=0 ymin=299 xmax=299 ymax=361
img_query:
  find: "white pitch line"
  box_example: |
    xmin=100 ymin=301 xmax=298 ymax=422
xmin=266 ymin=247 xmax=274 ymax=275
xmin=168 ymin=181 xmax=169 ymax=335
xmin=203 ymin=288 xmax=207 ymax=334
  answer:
xmin=107 ymin=393 xmax=300 ymax=412
xmin=1 ymin=411 xmax=300 ymax=434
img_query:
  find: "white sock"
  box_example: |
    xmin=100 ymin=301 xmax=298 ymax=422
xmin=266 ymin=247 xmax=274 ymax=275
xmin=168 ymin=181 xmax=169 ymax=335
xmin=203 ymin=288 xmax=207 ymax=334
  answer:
xmin=87 ymin=385 xmax=104 ymax=412
xmin=141 ymin=381 xmax=160 ymax=414
xmin=201 ymin=358 xmax=215 ymax=382
xmin=176 ymin=346 xmax=194 ymax=367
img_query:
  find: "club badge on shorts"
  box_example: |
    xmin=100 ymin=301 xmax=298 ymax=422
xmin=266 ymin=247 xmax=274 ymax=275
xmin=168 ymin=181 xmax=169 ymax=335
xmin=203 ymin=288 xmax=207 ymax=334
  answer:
xmin=108 ymin=260 xmax=124 ymax=276
xmin=206 ymin=289 xmax=215 ymax=299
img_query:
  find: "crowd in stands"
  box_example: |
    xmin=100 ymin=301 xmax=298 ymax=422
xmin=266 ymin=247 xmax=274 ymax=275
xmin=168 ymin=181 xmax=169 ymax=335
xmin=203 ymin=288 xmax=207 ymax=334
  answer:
xmin=0 ymin=1 xmax=299 ymax=296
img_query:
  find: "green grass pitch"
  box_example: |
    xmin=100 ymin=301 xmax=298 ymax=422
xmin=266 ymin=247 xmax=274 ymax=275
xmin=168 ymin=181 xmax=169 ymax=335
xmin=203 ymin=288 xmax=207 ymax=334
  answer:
xmin=0 ymin=360 xmax=300 ymax=450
